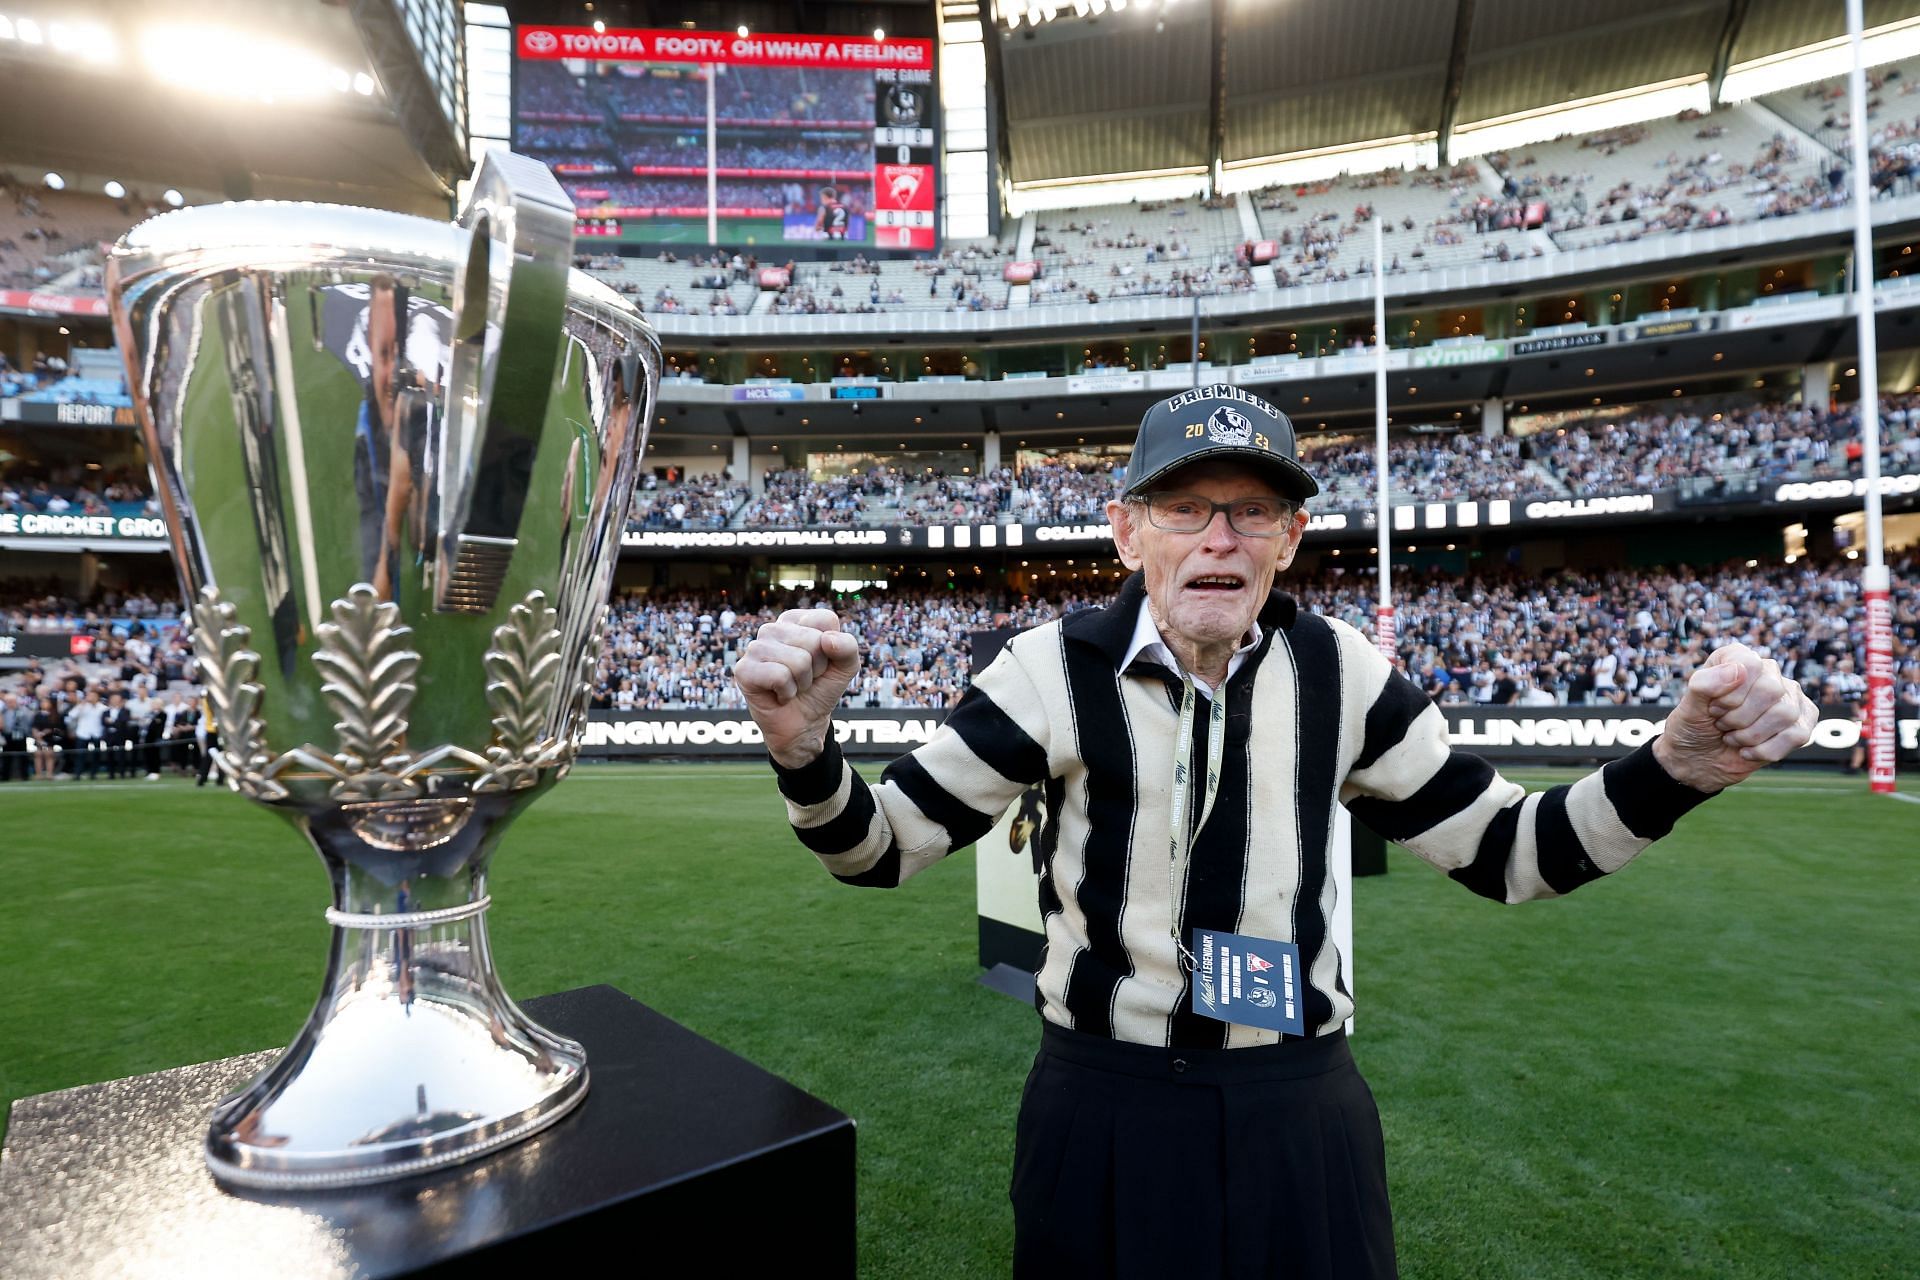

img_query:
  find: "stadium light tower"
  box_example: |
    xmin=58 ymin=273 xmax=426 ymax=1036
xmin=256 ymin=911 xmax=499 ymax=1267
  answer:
xmin=1846 ymin=0 xmax=1897 ymax=793
xmin=1372 ymin=216 xmax=1393 ymax=665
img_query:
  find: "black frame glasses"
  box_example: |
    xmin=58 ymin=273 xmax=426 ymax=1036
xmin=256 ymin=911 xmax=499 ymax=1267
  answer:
xmin=1135 ymin=492 xmax=1298 ymax=537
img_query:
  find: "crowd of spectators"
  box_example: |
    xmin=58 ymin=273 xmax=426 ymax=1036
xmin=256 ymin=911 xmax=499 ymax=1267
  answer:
xmin=0 ymin=176 xmax=139 ymax=290
xmin=629 ymin=472 xmax=749 ymax=530
xmin=0 ymin=357 xmax=131 ymax=407
xmin=0 ymin=470 xmax=155 ymax=517
xmin=1319 ymin=556 xmax=1920 ymax=720
xmin=736 ymin=466 xmax=898 ymax=526
xmin=1487 ymin=118 xmax=1841 ymax=248
xmin=673 ymin=393 xmax=1920 ymax=530
xmin=575 ymin=555 xmax=1919 ymax=715
xmin=620 ymin=141 xmax=871 ymax=172
xmin=0 ymin=587 xmax=199 ymax=783
xmin=565 ymin=179 xmax=793 ymax=210
xmin=1028 ymin=200 xmax=1260 ymax=305
xmin=1005 ymin=460 xmax=1123 ymax=522
xmin=5 ymin=553 xmax=1912 ymax=747
xmin=590 ymin=588 xmax=1076 ymax=712
xmin=556 ymin=63 xmax=871 ymax=127
xmin=1249 ymin=165 xmax=1545 ymax=286
xmin=1782 ymin=62 xmax=1920 ymax=197
xmin=1528 ymin=394 xmax=1920 ymax=498
xmin=516 ymin=64 xmax=598 ymax=119
xmin=1306 ymin=432 xmax=1542 ymax=504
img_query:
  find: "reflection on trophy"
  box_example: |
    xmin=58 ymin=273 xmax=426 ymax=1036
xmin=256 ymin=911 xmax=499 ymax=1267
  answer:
xmin=106 ymin=151 xmax=660 ymax=1189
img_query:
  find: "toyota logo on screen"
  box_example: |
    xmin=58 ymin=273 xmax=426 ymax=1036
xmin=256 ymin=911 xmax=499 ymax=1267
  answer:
xmin=524 ymin=29 xmax=558 ymax=53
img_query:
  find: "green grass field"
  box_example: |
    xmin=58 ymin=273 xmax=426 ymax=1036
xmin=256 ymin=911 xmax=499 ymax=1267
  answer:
xmin=1 ymin=765 xmax=1915 ymax=1277
xmin=612 ymin=215 xmax=868 ymax=247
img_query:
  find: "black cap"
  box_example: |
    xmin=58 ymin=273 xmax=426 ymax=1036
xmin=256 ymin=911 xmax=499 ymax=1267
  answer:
xmin=1123 ymin=384 xmax=1318 ymax=502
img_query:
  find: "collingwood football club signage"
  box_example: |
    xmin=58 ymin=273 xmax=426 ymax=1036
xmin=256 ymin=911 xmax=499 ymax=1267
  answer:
xmin=583 ymin=706 xmax=1915 ymax=763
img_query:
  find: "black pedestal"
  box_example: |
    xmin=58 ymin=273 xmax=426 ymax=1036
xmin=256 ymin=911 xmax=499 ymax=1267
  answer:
xmin=1352 ymin=820 xmax=1389 ymax=877
xmin=0 ymin=985 xmax=855 ymax=1278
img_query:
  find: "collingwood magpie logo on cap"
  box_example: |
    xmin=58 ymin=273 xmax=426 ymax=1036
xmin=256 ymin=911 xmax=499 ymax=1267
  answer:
xmin=1206 ymin=406 xmax=1254 ymax=446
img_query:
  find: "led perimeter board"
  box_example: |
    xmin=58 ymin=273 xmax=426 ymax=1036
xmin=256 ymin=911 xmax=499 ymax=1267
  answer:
xmin=514 ymin=26 xmax=938 ymax=251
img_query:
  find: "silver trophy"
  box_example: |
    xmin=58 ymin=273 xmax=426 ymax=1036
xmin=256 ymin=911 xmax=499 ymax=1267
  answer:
xmin=106 ymin=152 xmax=659 ymax=1189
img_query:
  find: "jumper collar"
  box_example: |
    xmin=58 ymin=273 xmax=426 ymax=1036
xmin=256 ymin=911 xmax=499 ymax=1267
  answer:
xmin=1062 ymin=570 xmax=1299 ymax=666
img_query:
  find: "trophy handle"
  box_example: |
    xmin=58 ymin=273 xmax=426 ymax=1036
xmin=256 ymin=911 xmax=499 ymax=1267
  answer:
xmin=434 ymin=149 xmax=576 ymax=614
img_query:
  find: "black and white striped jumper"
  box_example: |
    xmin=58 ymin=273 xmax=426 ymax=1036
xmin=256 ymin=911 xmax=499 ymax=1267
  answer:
xmin=773 ymin=572 xmax=1716 ymax=1050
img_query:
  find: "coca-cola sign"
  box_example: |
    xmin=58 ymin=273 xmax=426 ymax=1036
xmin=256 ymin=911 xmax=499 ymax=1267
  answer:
xmin=0 ymin=290 xmax=110 ymax=317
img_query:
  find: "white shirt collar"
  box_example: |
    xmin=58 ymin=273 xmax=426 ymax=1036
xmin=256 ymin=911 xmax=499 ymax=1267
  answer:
xmin=1119 ymin=597 xmax=1261 ymax=699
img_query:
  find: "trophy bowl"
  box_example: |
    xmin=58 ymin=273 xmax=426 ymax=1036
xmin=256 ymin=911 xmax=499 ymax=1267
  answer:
xmin=106 ymin=152 xmax=659 ymax=1190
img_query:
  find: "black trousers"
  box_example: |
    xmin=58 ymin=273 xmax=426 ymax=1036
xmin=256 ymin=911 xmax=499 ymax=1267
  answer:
xmin=1013 ymin=1023 xmax=1397 ymax=1280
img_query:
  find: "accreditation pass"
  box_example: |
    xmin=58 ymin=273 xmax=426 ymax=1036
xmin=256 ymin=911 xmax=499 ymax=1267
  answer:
xmin=1190 ymin=929 xmax=1306 ymax=1035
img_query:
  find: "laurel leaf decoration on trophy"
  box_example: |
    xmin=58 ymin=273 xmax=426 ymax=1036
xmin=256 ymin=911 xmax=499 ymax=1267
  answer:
xmin=571 ymin=607 xmax=609 ymax=741
xmin=474 ymin=589 xmax=565 ymax=792
xmin=189 ymin=586 xmax=288 ymax=802
xmin=549 ymin=606 xmax=609 ymax=780
xmin=313 ymin=585 xmax=424 ymax=802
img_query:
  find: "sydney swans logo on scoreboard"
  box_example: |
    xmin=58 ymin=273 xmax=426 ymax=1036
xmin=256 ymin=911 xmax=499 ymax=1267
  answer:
xmin=879 ymin=164 xmax=935 ymax=212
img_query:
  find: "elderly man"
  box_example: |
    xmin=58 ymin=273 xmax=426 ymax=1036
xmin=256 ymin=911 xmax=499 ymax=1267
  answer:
xmin=734 ymin=386 xmax=1817 ymax=1280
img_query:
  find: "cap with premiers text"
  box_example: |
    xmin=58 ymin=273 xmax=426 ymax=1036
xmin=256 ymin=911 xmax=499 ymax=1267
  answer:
xmin=1123 ymin=384 xmax=1319 ymax=502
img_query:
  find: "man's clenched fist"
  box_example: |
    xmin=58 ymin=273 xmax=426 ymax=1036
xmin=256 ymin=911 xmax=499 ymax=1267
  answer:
xmin=734 ymin=608 xmax=862 ymax=768
xmin=1654 ymin=643 xmax=1818 ymax=793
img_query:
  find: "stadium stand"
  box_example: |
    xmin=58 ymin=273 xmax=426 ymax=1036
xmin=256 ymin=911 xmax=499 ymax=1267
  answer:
xmin=558 ymin=553 xmax=1920 ymax=712
xmin=1485 ymin=104 xmax=1837 ymax=249
xmin=628 ymin=472 xmax=749 ymax=530
xmin=0 ymin=472 xmax=155 ymax=519
xmin=1248 ymin=165 xmax=1541 ymax=284
xmin=1029 ymin=194 xmax=1256 ymax=304
xmin=6 ymin=551 xmax=1916 ymax=722
xmin=0 ymin=181 xmax=139 ymax=289
xmin=699 ymin=393 xmax=1920 ymax=529
xmin=1759 ymin=53 xmax=1920 ymax=193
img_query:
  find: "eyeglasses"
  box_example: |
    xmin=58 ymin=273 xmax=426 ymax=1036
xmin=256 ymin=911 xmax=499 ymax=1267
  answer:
xmin=1136 ymin=492 xmax=1297 ymax=537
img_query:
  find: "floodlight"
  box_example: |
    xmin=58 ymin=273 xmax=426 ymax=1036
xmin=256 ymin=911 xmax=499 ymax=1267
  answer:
xmin=43 ymin=172 xmax=65 ymax=190
xmin=17 ymin=17 xmax=41 ymax=44
xmin=103 ymin=180 xmax=126 ymax=199
xmin=140 ymin=24 xmax=354 ymax=103
xmin=163 ymin=189 xmax=185 ymax=207
xmin=0 ymin=17 xmax=12 ymax=40
xmin=737 ymin=25 xmax=749 ymax=37
xmin=353 ymin=71 xmax=375 ymax=95
xmin=874 ymin=27 xmax=885 ymax=40
xmin=593 ymin=19 xmax=605 ymax=32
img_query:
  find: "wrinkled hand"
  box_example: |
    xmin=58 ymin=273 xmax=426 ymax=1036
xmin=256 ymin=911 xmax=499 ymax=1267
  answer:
xmin=1654 ymin=643 xmax=1818 ymax=792
xmin=733 ymin=608 xmax=862 ymax=768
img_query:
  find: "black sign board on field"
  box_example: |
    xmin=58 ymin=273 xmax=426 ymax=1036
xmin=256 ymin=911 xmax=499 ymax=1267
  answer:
xmin=580 ymin=706 xmax=1917 ymax=766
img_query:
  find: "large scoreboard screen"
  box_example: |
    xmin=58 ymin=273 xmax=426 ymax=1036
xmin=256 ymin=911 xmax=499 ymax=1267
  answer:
xmin=514 ymin=26 xmax=938 ymax=251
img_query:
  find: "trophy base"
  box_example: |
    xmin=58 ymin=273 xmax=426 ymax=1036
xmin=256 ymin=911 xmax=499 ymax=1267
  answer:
xmin=205 ymin=984 xmax=589 ymax=1191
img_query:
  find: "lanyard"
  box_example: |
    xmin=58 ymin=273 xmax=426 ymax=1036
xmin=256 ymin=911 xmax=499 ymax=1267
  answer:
xmin=1167 ymin=674 xmax=1227 ymax=973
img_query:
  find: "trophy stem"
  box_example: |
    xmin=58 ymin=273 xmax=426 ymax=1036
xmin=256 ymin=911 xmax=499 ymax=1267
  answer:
xmin=205 ymin=849 xmax=588 ymax=1190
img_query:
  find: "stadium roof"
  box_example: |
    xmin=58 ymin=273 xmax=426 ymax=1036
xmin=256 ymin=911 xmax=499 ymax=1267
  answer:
xmin=0 ymin=0 xmax=465 ymax=216
xmin=992 ymin=0 xmax=1920 ymax=187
